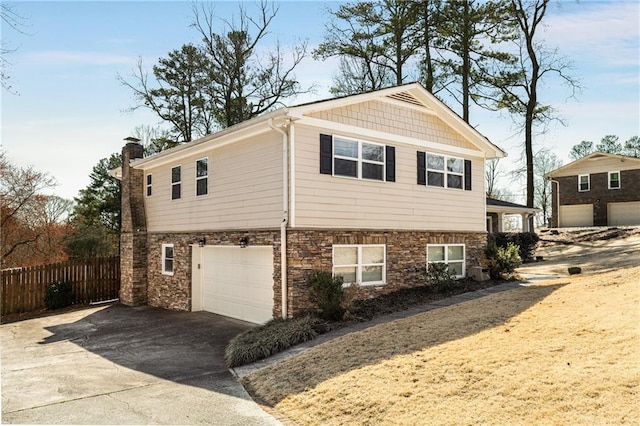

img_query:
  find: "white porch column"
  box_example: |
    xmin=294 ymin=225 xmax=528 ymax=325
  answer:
xmin=498 ymin=213 xmax=504 ymax=232
xmin=521 ymin=213 xmax=529 ymax=232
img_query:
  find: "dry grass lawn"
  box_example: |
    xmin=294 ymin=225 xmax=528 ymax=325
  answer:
xmin=243 ymin=267 xmax=640 ymax=425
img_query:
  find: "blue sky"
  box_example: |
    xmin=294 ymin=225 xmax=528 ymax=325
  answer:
xmin=2 ymin=1 xmax=639 ymax=201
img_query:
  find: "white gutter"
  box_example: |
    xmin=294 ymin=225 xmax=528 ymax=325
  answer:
xmin=268 ymin=118 xmax=290 ymax=319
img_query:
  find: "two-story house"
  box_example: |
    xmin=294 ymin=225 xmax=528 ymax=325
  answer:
xmin=117 ymin=83 xmax=507 ymax=324
xmin=545 ymin=152 xmax=640 ymax=227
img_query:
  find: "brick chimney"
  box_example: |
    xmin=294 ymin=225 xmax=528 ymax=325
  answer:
xmin=120 ymin=138 xmax=148 ymax=305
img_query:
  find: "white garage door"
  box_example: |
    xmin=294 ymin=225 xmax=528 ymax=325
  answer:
xmin=192 ymin=246 xmax=274 ymax=324
xmin=560 ymin=204 xmax=593 ymax=227
xmin=608 ymin=201 xmax=640 ymax=226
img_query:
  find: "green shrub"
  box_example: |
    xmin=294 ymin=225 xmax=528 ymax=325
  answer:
xmin=224 ymin=315 xmax=321 ymax=368
xmin=308 ymin=270 xmax=346 ymax=321
xmin=485 ymin=243 xmax=522 ymax=279
xmin=488 ymin=232 xmax=540 ymax=262
xmin=44 ymin=281 xmax=74 ymax=310
xmin=424 ymin=262 xmax=456 ymax=291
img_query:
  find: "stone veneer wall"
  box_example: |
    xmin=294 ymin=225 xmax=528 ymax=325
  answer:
xmin=286 ymin=229 xmax=487 ymax=316
xmin=145 ymin=230 xmax=281 ymax=314
xmin=143 ymin=228 xmax=486 ymax=319
xmin=120 ymin=142 xmax=148 ymax=305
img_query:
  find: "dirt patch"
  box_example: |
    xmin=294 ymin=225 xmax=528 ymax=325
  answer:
xmin=518 ymin=227 xmax=640 ymax=276
xmin=243 ymin=266 xmax=640 ymax=425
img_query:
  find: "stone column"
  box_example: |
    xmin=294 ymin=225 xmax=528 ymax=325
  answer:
xmin=120 ymin=140 xmax=148 ymax=305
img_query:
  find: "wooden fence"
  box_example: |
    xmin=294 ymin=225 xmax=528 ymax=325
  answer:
xmin=1 ymin=256 xmax=120 ymax=317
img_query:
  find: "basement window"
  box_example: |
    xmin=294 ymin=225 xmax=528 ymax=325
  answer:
xmin=162 ymin=244 xmax=174 ymax=276
xmin=333 ymin=244 xmax=386 ymax=286
xmin=427 ymin=244 xmax=465 ymax=278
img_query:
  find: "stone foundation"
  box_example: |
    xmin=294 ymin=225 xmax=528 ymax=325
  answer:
xmin=132 ymin=228 xmax=487 ymax=320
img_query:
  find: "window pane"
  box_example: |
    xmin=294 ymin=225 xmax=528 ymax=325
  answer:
xmin=172 ymin=183 xmax=181 ymax=200
xmin=362 ymin=143 xmax=383 ymax=162
xmin=164 ymin=246 xmax=173 ymax=259
xmin=448 ymin=246 xmax=464 ymax=261
xmin=164 ymin=259 xmax=174 ymax=274
xmin=171 ymin=166 xmax=181 ymax=183
xmin=447 ymin=261 xmax=463 ymax=276
xmin=147 ymin=186 xmax=152 ymax=197
xmin=427 ymin=154 xmax=444 ymax=170
xmin=334 ymin=158 xmax=357 ymax=177
xmin=334 ymin=267 xmax=356 ymax=284
xmin=196 ymin=178 xmax=208 ymax=196
xmin=427 ymin=171 xmax=444 ymax=187
xmin=362 ymin=246 xmax=384 ymax=264
xmin=362 ymin=266 xmax=383 ymax=282
xmin=610 ymin=173 xmax=620 ymax=187
xmin=447 ymin=174 xmax=463 ymax=189
xmin=334 ymin=138 xmax=358 ymax=158
xmin=362 ymin=162 xmax=384 ymax=181
xmin=196 ymin=159 xmax=208 ymax=177
xmin=334 ymin=246 xmax=357 ymax=265
xmin=147 ymin=174 xmax=152 ymax=185
xmin=447 ymin=158 xmax=463 ymax=173
xmin=428 ymin=246 xmax=445 ymax=262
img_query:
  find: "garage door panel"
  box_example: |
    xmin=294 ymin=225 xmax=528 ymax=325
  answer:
xmin=560 ymin=204 xmax=593 ymax=227
xmin=199 ymin=246 xmax=274 ymax=324
xmin=608 ymin=202 xmax=640 ymax=226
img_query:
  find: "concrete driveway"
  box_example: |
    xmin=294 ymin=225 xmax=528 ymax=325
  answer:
xmin=1 ymin=304 xmax=282 ymax=425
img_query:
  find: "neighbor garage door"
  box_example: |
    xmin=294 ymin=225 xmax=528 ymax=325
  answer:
xmin=608 ymin=201 xmax=640 ymax=226
xmin=194 ymin=246 xmax=274 ymax=324
xmin=559 ymin=204 xmax=593 ymax=227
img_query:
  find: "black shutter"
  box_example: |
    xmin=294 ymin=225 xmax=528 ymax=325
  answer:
xmin=319 ymin=134 xmax=332 ymax=174
xmin=464 ymin=159 xmax=472 ymax=190
xmin=385 ymin=146 xmax=396 ymax=182
xmin=417 ymin=151 xmax=426 ymax=185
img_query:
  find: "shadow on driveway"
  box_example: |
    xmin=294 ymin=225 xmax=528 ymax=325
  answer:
xmin=39 ymin=304 xmax=252 ymax=386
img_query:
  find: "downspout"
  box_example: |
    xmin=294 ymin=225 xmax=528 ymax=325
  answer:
xmin=550 ymin=179 xmax=560 ymax=227
xmin=268 ymin=118 xmax=289 ymax=319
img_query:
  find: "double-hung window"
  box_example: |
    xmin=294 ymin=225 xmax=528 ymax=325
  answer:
xmin=427 ymin=244 xmax=465 ymax=278
xmin=162 ymin=244 xmax=174 ymax=276
xmin=171 ymin=166 xmax=181 ymax=200
xmin=426 ymin=153 xmax=464 ymax=189
xmin=333 ymin=244 xmax=386 ymax=286
xmin=333 ymin=136 xmax=385 ymax=181
xmin=578 ymin=174 xmax=590 ymax=192
xmin=196 ymin=158 xmax=208 ymax=196
xmin=146 ymin=174 xmax=152 ymax=197
xmin=608 ymin=171 xmax=620 ymax=189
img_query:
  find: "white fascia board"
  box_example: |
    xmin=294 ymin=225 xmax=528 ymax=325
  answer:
xmin=292 ymin=115 xmax=486 ymax=159
xmin=487 ymin=205 xmax=542 ymax=214
xmin=406 ymin=87 xmax=507 ymax=159
xmin=130 ymin=110 xmax=288 ymax=171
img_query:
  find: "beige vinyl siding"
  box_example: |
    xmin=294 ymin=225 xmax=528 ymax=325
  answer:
xmin=293 ymin=125 xmax=486 ymax=231
xmin=309 ymin=100 xmax=477 ymax=150
xmin=145 ymin=135 xmax=283 ymax=232
xmin=550 ymin=157 xmax=640 ymax=177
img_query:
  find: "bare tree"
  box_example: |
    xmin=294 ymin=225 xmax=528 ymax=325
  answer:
xmin=485 ymin=158 xmax=505 ymax=198
xmin=1 ymin=3 xmax=29 ymax=93
xmin=488 ymin=0 xmax=579 ymax=214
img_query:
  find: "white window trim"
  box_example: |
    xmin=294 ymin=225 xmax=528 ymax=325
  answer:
xmin=171 ymin=165 xmax=182 ymax=200
xmin=427 ymin=244 xmax=466 ymax=278
xmin=332 ymin=244 xmax=386 ymax=286
xmin=608 ymin=171 xmax=621 ymax=189
xmin=426 ymin=152 xmax=464 ymax=190
xmin=161 ymin=244 xmax=174 ymax=276
xmin=332 ymin=135 xmax=386 ymax=182
xmin=146 ymin=174 xmax=152 ymax=197
xmin=578 ymin=174 xmax=590 ymax=192
xmin=195 ymin=157 xmax=208 ymax=197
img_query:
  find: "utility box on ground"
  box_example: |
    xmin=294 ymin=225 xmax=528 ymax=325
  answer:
xmin=469 ymin=266 xmax=490 ymax=281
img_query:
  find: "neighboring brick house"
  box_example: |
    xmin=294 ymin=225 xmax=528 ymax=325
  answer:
xmin=545 ymin=152 xmax=640 ymax=227
xmin=115 ymin=83 xmax=507 ymax=324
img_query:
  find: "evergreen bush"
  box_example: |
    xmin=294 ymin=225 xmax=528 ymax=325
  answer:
xmin=308 ymin=270 xmax=346 ymax=321
xmin=44 ymin=281 xmax=74 ymax=310
xmin=484 ymin=243 xmax=522 ymax=279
